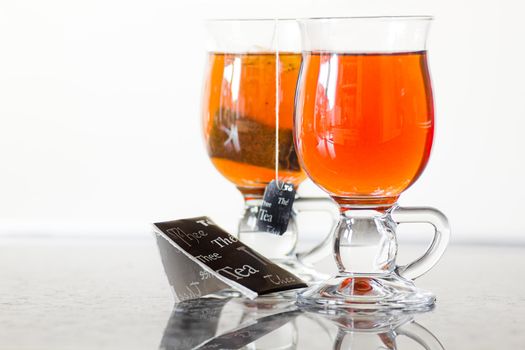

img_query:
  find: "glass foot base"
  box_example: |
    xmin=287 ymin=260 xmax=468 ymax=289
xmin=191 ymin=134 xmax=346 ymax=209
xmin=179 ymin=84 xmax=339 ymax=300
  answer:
xmin=297 ymin=273 xmax=435 ymax=311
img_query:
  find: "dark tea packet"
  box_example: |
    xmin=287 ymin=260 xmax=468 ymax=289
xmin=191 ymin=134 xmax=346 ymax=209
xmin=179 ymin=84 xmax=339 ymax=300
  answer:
xmin=155 ymin=230 xmax=229 ymax=302
xmin=256 ymin=180 xmax=296 ymax=235
xmin=153 ymin=216 xmax=306 ymax=301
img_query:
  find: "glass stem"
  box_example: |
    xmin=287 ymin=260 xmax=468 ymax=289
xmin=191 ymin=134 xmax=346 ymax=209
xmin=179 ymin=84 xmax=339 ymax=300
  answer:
xmin=334 ymin=208 xmax=398 ymax=276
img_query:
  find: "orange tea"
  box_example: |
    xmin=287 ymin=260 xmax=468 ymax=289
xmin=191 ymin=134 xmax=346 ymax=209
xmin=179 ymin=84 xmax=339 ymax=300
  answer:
xmin=295 ymin=51 xmax=434 ymax=206
xmin=202 ymin=53 xmax=306 ymax=196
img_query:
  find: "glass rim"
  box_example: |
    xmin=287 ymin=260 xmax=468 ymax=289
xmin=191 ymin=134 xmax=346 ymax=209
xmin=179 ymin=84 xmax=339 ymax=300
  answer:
xmin=206 ymin=15 xmax=433 ymax=23
xmin=206 ymin=18 xmax=297 ymax=23
xmin=301 ymin=15 xmax=434 ymax=22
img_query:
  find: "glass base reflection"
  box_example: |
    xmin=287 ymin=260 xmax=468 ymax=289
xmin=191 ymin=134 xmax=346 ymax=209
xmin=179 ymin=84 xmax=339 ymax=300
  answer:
xmin=304 ymin=307 xmax=445 ymax=350
xmin=159 ymin=295 xmax=445 ymax=349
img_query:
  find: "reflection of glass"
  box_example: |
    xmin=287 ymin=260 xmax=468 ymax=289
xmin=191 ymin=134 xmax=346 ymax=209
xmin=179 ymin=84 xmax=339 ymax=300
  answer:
xmin=201 ymin=308 xmax=301 ymax=349
xmin=202 ymin=19 xmax=337 ymax=282
xmin=306 ymin=310 xmax=445 ymax=350
xmin=159 ymin=298 xmax=444 ymax=349
xmin=231 ymin=299 xmax=300 ymax=350
xmin=294 ymin=17 xmax=450 ymax=308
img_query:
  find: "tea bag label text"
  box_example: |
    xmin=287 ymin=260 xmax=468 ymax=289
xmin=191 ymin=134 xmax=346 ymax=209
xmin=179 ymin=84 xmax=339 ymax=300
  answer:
xmin=154 ymin=216 xmax=307 ymax=298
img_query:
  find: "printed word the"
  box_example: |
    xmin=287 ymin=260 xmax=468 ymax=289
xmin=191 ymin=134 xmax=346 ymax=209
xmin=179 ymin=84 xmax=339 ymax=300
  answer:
xmin=210 ymin=235 xmax=238 ymax=248
xmin=277 ymin=197 xmax=290 ymax=206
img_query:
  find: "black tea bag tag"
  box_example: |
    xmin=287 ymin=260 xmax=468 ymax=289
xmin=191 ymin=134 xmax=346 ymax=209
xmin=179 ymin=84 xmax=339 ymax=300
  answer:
xmin=257 ymin=180 xmax=296 ymax=235
xmin=153 ymin=216 xmax=307 ymax=300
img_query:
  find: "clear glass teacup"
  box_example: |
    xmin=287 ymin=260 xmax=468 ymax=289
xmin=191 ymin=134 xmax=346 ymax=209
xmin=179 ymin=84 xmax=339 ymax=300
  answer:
xmin=202 ymin=18 xmax=338 ymax=282
xmin=294 ymin=16 xmax=450 ymax=309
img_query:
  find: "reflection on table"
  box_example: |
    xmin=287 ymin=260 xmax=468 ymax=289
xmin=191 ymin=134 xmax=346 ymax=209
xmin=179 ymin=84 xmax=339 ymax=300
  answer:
xmin=159 ymin=297 xmax=445 ymax=350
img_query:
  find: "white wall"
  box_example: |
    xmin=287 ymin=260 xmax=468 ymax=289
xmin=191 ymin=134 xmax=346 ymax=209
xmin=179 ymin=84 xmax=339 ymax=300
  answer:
xmin=0 ymin=0 xmax=523 ymax=243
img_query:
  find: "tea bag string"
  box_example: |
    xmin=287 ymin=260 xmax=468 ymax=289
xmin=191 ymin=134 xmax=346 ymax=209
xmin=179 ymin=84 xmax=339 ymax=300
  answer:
xmin=274 ymin=18 xmax=281 ymax=190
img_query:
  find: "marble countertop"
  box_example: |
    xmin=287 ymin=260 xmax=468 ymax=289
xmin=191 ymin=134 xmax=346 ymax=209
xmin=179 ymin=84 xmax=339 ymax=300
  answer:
xmin=1 ymin=238 xmax=523 ymax=349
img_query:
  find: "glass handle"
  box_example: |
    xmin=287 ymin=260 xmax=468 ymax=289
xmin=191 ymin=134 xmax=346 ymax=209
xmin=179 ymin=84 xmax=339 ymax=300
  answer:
xmin=396 ymin=321 xmax=446 ymax=349
xmin=294 ymin=197 xmax=339 ymax=265
xmin=392 ymin=206 xmax=450 ymax=280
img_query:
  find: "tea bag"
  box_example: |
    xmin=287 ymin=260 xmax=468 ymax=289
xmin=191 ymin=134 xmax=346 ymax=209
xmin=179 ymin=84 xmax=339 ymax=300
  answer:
xmin=207 ymin=108 xmax=300 ymax=172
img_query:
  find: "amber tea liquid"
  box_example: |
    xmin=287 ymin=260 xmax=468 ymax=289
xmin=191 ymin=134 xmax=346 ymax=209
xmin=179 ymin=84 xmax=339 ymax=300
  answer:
xmin=295 ymin=51 xmax=434 ymax=206
xmin=202 ymin=53 xmax=306 ymax=196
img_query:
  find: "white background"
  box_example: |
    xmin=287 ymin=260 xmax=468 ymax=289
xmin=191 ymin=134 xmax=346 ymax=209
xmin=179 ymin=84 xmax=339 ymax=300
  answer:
xmin=0 ymin=0 xmax=523 ymax=243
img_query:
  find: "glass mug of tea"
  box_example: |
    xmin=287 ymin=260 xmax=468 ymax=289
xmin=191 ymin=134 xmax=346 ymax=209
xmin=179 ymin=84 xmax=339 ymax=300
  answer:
xmin=202 ymin=19 xmax=338 ymax=282
xmin=294 ymin=16 xmax=450 ymax=308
